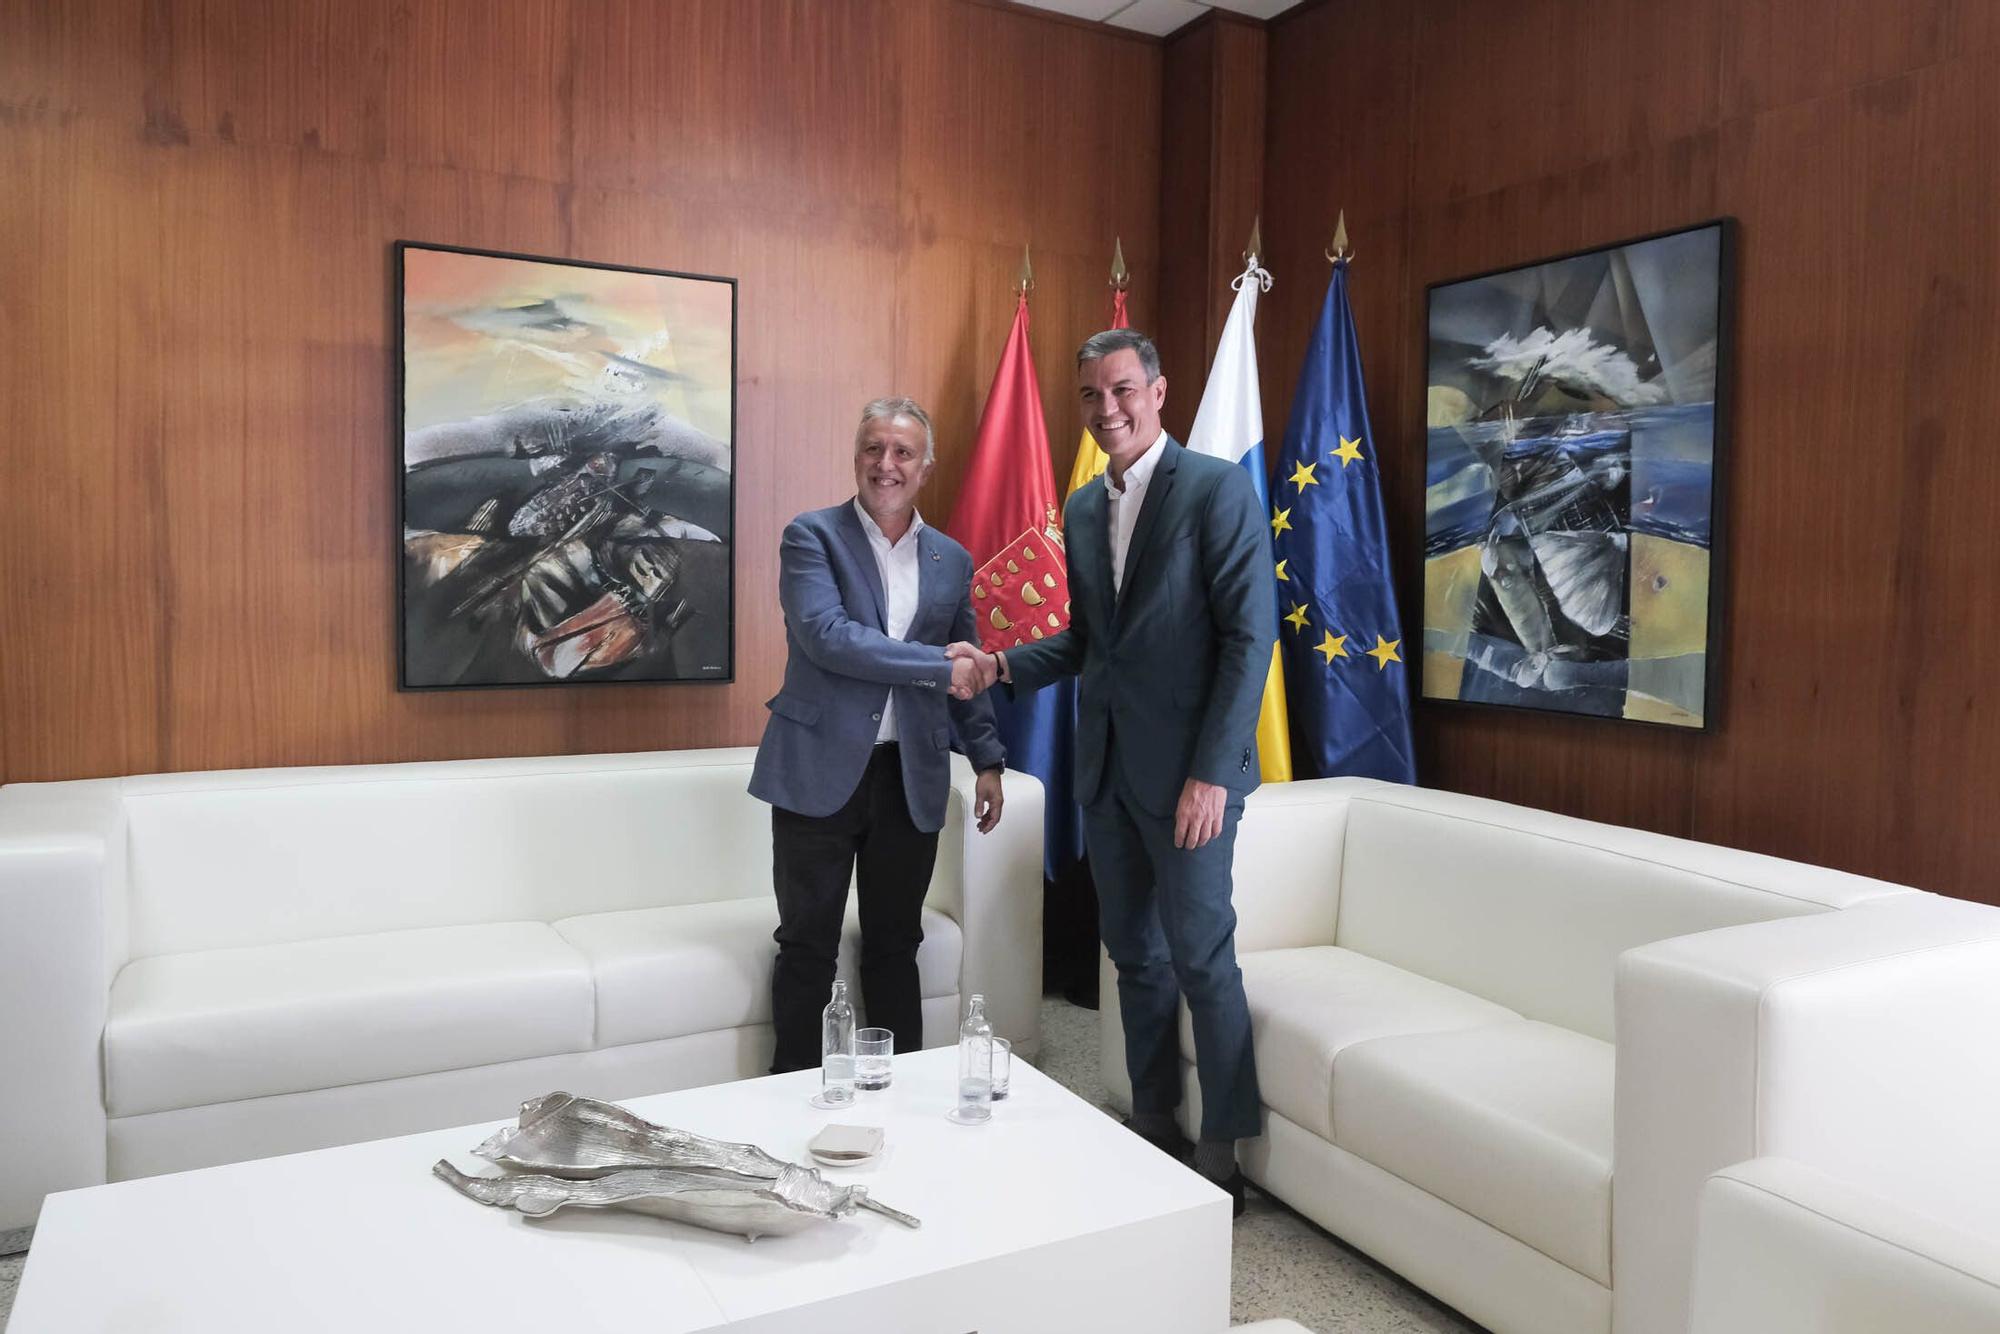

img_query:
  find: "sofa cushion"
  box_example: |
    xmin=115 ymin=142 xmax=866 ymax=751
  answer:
xmin=1334 ymin=1020 xmax=1615 ymax=1285
xmin=1181 ymin=946 xmax=1518 ymax=1141
xmin=106 ymin=922 xmax=594 ymax=1117
xmin=555 ymin=899 xmax=964 ymax=1048
xmin=118 ymin=750 xmax=778 ymax=958
xmin=1334 ymin=785 xmax=1911 ymax=1042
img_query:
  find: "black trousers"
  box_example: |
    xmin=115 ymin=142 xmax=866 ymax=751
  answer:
xmin=769 ymin=744 xmax=939 ymax=1074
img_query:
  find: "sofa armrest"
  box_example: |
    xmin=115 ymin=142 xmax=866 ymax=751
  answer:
xmin=1613 ymin=893 xmax=2000 ymax=1334
xmin=1690 ymin=1157 xmax=2000 ymax=1334
xmin=0 ymin=782 xmax=130 ymax=1231
xmin=930 ymin=759 xmax=1043 ymax=1059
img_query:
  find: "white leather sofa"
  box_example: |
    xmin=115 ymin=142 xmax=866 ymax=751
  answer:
xmin=0 ymin=747 xmax=1043 ymax=1234
xmin=1689 ymin=1158 xmax=2000 ymax=1334
xmin=1096 ymin=777 xmax=2000 ymax=1334
xmin=1686 ymin=915 xmax=2000 ymax=1334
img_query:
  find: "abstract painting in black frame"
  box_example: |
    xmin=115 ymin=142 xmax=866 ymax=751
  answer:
xmin=1422 ymin=219 xmax=1733 ymax=729
xmin=397 ymin=242 xmax=736 ymax=689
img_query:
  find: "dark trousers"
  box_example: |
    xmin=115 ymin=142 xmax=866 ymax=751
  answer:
xmin=1085 ymin=771 xmax=1261 ymax=1142
xmin=769 ymin=744 xmax=939 ymax=1074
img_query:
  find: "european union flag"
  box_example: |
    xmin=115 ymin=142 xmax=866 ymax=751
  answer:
xmin=1272 ymin=260 xmax=1416 ymax=783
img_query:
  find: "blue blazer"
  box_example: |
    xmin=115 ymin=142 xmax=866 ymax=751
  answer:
xmin=749 ymin=502 xmax=1005 ymax=833
xmin=1003 ymin=439 xmax=1273 ymax=817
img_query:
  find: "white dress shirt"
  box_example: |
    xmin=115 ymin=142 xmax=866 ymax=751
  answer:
xmin=1104 ymin=429 xmax=1168 ymax=596
xmin=853 ymin=499 xmax=925 ymax=743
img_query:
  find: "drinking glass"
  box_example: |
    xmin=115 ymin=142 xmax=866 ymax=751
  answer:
xmin=855 ymin=1027 xmax=894 ymax=1090
xmin=990 ymin=1037 xmax=1012 ymax=1100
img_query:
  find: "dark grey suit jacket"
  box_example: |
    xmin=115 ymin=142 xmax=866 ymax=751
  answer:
xmin=1004 ymin=439 xmax=1274 ymax=817
xmin=749 ymin=503 xmax=1005 ymax=833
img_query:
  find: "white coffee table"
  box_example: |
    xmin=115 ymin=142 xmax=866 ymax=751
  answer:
xmin=11 ymin=1047 xmax=1230 ymax=1332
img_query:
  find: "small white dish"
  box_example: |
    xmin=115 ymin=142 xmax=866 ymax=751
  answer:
xmin=807 ymin=1123 xmax=884 ymax=1167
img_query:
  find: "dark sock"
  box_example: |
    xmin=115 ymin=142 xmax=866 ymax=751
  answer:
xmin=1195 ymin=1138 xmax=1236 ymax=1183
xmin=1132 ymin=1110 xmax=1180 ymax=1143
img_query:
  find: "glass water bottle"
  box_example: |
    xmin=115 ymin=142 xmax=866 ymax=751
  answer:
xmin=820 ymin=979 xmax=856 ymax=1107
xmin=952 ymin=993 xmax=994 ymax=1124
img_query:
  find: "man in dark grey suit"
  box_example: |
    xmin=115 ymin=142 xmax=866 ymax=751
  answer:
xmin=750 ymin=398 xmax=1006 ymax=1074
xmin=950 ymin=330 xmax=1272 ymax=1213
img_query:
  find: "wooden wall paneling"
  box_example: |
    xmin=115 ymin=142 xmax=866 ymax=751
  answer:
xmin=0 ymin=0 xmax=1165 ymax=785
xmin=1697 ymin=55 xmax=2000 ymax=893
xmin=1259 ymin=0 xmax=1426 ymax=853
xmin=1203 ymin=19 xmax=1266 ymax=356
xmin=1156 ymin=14 xmax=1265 ymax=438
xmin=1263 ymin=0 xmax=2000 ymax=905
xmin=0 ymin=0 xmax=145 ymax=132
xmin=1156 ymin=20 xmax=1216 ymax=438
xmin=390 ymin=0 xmax=575 ymax=184
xmin=1259 ymin=0 xmax=1417 ymax=573
xmin=139 ymin=0 xmax=394 ymax=158
xmin=1717 ymin=0 xmax=1997 ymax=121
xmin=0 ymin=123 xmax=171 ymax=786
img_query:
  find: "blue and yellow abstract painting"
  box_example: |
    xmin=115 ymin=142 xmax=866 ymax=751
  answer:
xmin=1423 ymin=221 xmax=1730 ymax=728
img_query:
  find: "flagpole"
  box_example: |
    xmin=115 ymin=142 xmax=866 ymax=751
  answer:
xmin=1325 ymin=209 xmax=1351 ymax=265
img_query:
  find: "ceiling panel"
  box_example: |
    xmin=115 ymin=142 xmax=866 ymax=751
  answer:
xmin=1104 ymin=0 xmax=1214 ymax=37
xmin=1007 ymin=0 xmax=1308 ymax=36
xmin=1008 ymin=0 xmax=1132 ymax=19
xmin=1204 ymin=0 xmax=1306 ymax=17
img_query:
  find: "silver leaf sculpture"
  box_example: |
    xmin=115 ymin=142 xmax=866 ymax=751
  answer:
xmin=434 ymin=1090 xmax=921 ymax=1240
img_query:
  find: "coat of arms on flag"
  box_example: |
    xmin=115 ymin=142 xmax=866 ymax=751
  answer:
xmin=970 ymin=505 xmax=1071 ymax=650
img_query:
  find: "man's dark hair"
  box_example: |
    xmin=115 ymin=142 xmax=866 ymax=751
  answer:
xmin=1076 ymin=328 xmax=1162 ymax=382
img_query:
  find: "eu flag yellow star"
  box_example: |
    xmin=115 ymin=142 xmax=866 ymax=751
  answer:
xmin=1332 ymin=435 xmax=1365 ymax=467
xmin=1274 ymin=559 xmax=1289 ymax=582
xmin=1284 ymin=603 xmax=1310 ymax=634
xmin=1315 ymin=630 xmax=1348 ymax=664
xmin=1271 ymin=506 xmax=1292 ymax=537
xmin=1366 ymin=634 xmax=1402 ymax=669
xmin=1289 ymin=460 xmax=1318 ymax=491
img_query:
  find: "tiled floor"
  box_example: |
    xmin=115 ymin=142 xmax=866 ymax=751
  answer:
xmin=0 ymin=999 xmax=1484 ymax=1333
xmin=1032 ymin=997 xmax=1484 ymax=1333
xmin=0 ymin=1246 xmax=20 ymax=1330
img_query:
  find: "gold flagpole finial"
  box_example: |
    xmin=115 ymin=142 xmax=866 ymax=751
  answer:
xmin=1326 ymin=210 xmax=1352 ymax=264
xmin=1244 ymin=215 xmax=1263 ymax=266
xmin=1109 ymin=236 xmax=1130 ymax=291
xmin=1016 ymin=244 xmax=1034 ymax=296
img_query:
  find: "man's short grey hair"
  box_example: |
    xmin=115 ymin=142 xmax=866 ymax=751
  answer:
xmin=1076 ymin=328 xmax=1162 ymax=381
xmin=854 ymin=396 xmax=936 ymax=464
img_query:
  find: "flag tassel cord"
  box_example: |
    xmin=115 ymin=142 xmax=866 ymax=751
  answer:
xmin=1235 ymin=216 xmax=1272 ymax=293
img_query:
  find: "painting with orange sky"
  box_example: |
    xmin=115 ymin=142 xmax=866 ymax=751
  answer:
xmin=397 ymin=242 xmax=736 ymax=689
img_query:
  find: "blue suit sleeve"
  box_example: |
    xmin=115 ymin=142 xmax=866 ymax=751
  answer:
xmin=998 ymin=608 xmax=1087 ymax=693
xmin=1190 ymin=466 xmax=1276 ymax=787
xmin=779 ymin=520 xmax=954 ymax=689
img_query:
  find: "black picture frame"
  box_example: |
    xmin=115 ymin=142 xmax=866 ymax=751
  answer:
xmin=1419 ymin=218 xmax=1735 ymax=731
xmin=394 ymin=241 xmax=738 ymax=691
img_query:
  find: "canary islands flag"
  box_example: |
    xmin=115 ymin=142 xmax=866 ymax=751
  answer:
xmin=1272 ymin=260 xmax=1415 ymax=782
xmin=1187 ymin=261 xmax=1293 ymax=784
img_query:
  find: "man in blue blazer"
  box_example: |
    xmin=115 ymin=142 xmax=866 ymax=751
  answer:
xmin=951 ymin=331 xmax=1271 ymax=1212
xmin=750 ymin=397 xmax=1005 ymax=1074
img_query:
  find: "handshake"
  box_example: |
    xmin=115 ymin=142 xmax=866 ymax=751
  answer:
xmin=945 ymin=641 xmax=1003 ymax=701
